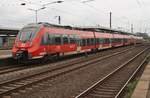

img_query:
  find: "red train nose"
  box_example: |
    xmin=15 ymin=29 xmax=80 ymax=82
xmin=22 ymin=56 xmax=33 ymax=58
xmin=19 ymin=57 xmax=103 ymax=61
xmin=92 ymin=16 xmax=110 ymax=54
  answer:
xmin=16 ymin=41 xmax=32 ymax=48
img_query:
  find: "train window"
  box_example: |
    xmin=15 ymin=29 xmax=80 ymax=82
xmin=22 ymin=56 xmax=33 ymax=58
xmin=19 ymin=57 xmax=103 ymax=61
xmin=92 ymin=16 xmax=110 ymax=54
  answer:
xmin=103 ymin=39 xmax=106 ymax=43
xmin=63 ymin=35 xmax=69 ymax=44
xmin=115 ymin=39 xmax=118 ymax=43
xmin=41 ymin=33 xmax=49 ymax=45
xmin=112 ymin=38 xmax=122 ymax=43
xmin=119 ymin=39 xmax=121 ymax=42
xmin=113 ymin=39 xmax=117 ymax=43
xmin=48 ymin=33 xmax=53 ymax=44
xmin=87 ymin=39 xmax=90 ymax=45
xmin=91 ymin=38 xmax=95 ymax=45
xmin=116 ymin=39 xmax=121 ymax=43
xmin=109 ymin=39 xmax=112 ymax=43
xmin=108 ymin=39 xmax=111 ymax=43
xmin=99 ymin=38 xmax=103 ymax=44
xmin=124 ymin=39 xmax=128 ymax=43
xmin=111 ymin=39 xmax=114 ymax=43
xmin=96 ymin=38 xmax=99 ymax=44
xmin=54 ymin=34 xmax=62 ymax=45
xmin=69 ymin=35 xmax=76 ymax=44
xmin=41 ymin=36 xmax=45 ymax=45
xmin=119 ymin=39 xmax=121 ymax=43
xmin=18 ymin=26 xmax=40 ymax=43
xmin=70 ymin=38 xmax=75 ymax=44
xmin=120 ymin=39 xmax=122 ymax=42
xmin=81 ymin=39 xmax=87 ymax=46
xmin=76 ymin=38 xmax=81 ymax=46
xmin=73 ymin=35 xmax=80 ymax=46
xmin=104 ymin=38 xmax=110 ymax=44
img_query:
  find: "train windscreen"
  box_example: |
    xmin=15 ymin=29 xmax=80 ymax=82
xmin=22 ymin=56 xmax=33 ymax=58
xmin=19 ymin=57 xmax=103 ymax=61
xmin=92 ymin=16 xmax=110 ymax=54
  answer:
xmin=17 ymin=25 xmax=40 ymax=43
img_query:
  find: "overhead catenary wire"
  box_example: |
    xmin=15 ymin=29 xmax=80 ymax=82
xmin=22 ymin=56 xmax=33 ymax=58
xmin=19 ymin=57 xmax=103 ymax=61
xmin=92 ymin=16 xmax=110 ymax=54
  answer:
xmin=39 ymin=0 xmax=107 ymax=26
xmin=79 ymin=1 xmax=133 ymax=31
xmin=2 ymin=0 xmax=149 ymax=34
xmin=18 ymin=0 xmax=136 ymax=29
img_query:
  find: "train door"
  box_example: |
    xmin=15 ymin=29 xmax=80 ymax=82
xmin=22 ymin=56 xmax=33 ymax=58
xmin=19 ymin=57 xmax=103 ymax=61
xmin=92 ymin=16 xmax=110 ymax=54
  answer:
xmin=41 ymin=32 xmax=49 ymax=56
xmin=53 ymin=34 xmax=62 ymax=54
xmin=62 ymin=34 xmax=70 ymax=52
xmin=76 ymin=36 xmax=81 ymax=52
xmin=69 ymin=34 xmax=77 ymax=52
xmin=47 ymin=33 xmax=51 ymax=54
xmin=93 ymin=32 xmax=97 ymax=49
xmin=98 ymin=38 xmax=103 ymax=49
xmin=109 ymin=38 xmax=112 ymax=47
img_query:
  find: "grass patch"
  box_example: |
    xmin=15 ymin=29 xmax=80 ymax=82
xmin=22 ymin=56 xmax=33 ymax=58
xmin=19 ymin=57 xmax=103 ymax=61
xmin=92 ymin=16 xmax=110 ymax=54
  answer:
xmin=124 ymin=79 xmax=139 ymax=98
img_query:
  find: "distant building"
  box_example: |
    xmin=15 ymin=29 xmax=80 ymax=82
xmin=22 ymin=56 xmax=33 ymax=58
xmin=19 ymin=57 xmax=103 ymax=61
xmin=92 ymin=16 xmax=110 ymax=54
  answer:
xmin=0 ymin=27 xmax=19 ymax=49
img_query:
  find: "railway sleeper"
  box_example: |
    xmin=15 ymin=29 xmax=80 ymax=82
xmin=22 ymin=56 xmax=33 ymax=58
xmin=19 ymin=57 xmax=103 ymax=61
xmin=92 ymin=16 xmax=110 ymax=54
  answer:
xmin=102 ymin=83 xmax=124 ymax=87
xmin=26 ymin=78 xmax=39 ymax=81
xmin=100 ymin=84 xmax=122 ymax=87
xmin=98 ymin=86 xmax=121 ymax=90
xmin=95 ymin=88 xmax=119 ymax=92
xmin=2 ymin=95 xmax=12 ymax=98
xmin=102 ymin=81 xmax=124 ymax=84
xmin=14 ymin=82 xmax=26 ymax=85
xmin=15 ymin=82 xmax=29 ymax=85
xmin=8 ymin=84 xmax=21 ymax=87
xmin=92 ymin=90 xmax=115 ymax=95
xmin=109 ymin=77 xmax=127 ymax=80
xmin=89 ymin=93 xmax=114 ymax=98
xmin=25 ymin=87 xmax=33 ymax=91
xmin=2 ymin=86 xmax=14 ymax=90
xmin=21 ymin=79 xmax=34 ymax=82
xmin=37 ymin=83 xmax=46 ymax=86
xmin=19 ymin=90 xmax=26 ymax=93
xmin=0 ymin=89 xmax=8 ymax=92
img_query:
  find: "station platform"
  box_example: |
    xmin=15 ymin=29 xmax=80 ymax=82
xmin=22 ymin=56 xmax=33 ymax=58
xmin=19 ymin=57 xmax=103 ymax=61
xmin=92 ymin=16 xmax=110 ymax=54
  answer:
xmin=0 ymin=50 xmax=12 ymax=59
xmin=132 ymin=62 xmax=150 ymax=98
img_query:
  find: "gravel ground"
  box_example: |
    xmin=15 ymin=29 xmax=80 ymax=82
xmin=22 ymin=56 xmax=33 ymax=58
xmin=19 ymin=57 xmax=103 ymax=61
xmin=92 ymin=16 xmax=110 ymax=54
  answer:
xmin=10 ymin=46 xmax=146 ymax=98
xmin=0 ymin=46 xmax=132 ymax=84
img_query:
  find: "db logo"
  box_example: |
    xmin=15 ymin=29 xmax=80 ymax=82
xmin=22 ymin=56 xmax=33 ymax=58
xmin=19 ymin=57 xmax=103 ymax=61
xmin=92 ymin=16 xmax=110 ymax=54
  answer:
xmin=21 ymin=43 xmax=25 ymax=47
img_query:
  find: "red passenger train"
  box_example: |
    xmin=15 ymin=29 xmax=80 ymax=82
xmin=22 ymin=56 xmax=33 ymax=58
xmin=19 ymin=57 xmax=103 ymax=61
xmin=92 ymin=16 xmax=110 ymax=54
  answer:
xmin=12 ymin=22 xmax=143 ymax=60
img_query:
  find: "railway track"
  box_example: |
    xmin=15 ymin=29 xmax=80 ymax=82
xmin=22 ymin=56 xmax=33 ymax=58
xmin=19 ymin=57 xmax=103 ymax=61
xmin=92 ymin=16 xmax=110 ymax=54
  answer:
xmin=0 ymin=45 xmax=142 ymax=97
xmin=75 ymin=46 xmax=149 ymax=98
xmin=0 ymin=45 xmax=135 ymax=76
xmin=0 ymin=66 xmax=29 ymax=75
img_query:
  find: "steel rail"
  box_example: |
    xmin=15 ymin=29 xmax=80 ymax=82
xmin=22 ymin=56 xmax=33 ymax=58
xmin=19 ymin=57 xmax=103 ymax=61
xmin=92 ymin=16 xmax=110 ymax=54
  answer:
xmin=75 ymin=47 xmax=149 ymax=98
xmin=0 ymin=46 xmax=135 ymax=85
xmin=115 ymin=52 xmax=150 ymax=98
xmin=0 ymin=46 xmax=134 ymax=76
xmin=0 ymin=46 xmax=138 ymax=97
xmin=0 ymin=66 xmax=28 ymax=75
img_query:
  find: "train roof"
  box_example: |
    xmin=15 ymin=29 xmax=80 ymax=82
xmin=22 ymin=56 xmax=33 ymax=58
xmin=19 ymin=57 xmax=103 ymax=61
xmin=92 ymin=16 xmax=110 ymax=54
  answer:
xmin=26 ymin=22 xmax=140 ymax=39
xmin=37 ymin=22 xmax=135 ymax=35
xmin=24 ymin=22 xmax=143 ymax=39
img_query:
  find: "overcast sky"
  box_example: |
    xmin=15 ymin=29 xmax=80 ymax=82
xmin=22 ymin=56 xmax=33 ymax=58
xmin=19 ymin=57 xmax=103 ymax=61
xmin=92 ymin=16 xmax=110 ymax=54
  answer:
xmin=0 ymin=0 xmax=150 ymax=34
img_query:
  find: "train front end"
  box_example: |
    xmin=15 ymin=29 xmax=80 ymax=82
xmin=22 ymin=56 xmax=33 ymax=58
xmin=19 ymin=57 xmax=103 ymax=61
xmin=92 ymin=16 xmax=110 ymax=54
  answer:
xmin=12 ymin=24 xmax=42 ymax=60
